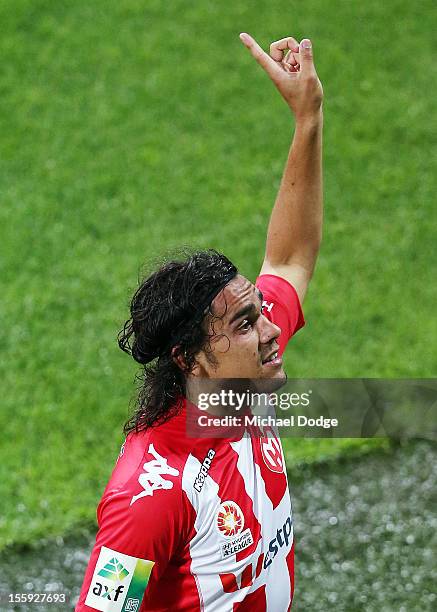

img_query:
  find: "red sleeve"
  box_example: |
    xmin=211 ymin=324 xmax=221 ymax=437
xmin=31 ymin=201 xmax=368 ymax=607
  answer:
xmin=75 ymin=438 xmax=185 ymax=611
xmin=255 ymin=274 xmax=305 ymax=356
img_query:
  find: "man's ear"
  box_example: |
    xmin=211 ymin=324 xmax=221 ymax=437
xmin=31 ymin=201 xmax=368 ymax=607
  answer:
xmin=171 ymin=345 xmax=189 ymax=372
xmin=171 ymin=345 xmax=206 ymax=376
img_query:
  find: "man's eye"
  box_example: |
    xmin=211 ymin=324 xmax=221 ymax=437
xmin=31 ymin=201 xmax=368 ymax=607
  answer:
xmin=239 ymin=319 xmax=252 ymax=331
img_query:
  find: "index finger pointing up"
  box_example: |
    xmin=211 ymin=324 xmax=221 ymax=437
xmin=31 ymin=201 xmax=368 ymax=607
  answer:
xmin=269 ymin=36 xmax=300 ymax=61
xmin=239 ymin=32 xmax=282 ymax=79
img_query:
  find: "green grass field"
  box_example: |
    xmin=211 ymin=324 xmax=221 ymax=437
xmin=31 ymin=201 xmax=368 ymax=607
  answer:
xmin=0 ymin=0 xmax=435 ymax=549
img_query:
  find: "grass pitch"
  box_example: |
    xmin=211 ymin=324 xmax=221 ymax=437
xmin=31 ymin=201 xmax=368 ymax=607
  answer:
xmin=0 ymin=0 xmax=435 ymax=548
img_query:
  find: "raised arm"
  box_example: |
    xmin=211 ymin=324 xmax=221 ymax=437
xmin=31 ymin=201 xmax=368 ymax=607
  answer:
xmin=239 ymin=33 xmax=323 ymax=303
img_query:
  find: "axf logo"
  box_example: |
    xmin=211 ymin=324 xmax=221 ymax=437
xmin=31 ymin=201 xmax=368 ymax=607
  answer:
xmin=92 ymin=556 xmax=128 ymax=601
xmin=85 ymin=546 xmax=155 ymax=612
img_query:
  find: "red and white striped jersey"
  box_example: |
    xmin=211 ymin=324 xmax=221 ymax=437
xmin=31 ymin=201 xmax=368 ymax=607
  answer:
xmin=76 ymin=274 xmax=304 ymax=612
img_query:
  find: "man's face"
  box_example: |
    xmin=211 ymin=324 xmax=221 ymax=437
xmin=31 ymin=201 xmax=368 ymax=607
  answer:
xmin=193 ymin=274 xmax=284 ymax=380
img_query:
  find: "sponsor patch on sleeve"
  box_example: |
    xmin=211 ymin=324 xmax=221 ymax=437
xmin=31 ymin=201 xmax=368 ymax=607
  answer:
xmin=85 ymin=546 xmax=154 ymax=612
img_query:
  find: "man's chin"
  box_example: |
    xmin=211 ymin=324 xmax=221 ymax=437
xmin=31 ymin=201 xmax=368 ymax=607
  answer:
xmin=254 ymin=368 xmax=287 ymax=393
xmin=269 ymin=362 xmax=287 ymax=379
xmin=271 ymin=367 xmax=287 ymax=388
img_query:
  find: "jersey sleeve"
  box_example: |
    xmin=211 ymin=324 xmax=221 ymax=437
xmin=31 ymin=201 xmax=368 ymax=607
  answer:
xmin=75 ymin=438 xmax=185 ymax=611
xmin=255 ymin=273 xmax=305 ymax=356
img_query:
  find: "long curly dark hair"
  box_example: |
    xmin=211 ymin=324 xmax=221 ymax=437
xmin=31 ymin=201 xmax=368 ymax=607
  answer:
xmin=118 ymin=249 xmax=238 ymax=434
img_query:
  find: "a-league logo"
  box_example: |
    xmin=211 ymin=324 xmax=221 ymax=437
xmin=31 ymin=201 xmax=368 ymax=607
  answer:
xmin=216 ymin=500 xmax=245 ymax=537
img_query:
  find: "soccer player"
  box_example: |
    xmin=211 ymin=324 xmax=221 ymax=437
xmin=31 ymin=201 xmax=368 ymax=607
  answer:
xmin=76 ymin=32 xmax=323 ymax=611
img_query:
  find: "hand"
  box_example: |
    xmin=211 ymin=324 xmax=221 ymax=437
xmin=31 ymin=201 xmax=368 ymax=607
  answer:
xmin=239 ymin=33 xmax=323 ymax=121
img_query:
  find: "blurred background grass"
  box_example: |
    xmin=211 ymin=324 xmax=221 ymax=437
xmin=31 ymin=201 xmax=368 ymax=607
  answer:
xmin=0 ymin=0 xmax=435 ymax=549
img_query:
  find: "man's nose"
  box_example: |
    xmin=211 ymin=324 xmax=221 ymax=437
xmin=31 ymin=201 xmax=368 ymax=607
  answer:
xmin=259 ymin=316 xmax=281 ymax=345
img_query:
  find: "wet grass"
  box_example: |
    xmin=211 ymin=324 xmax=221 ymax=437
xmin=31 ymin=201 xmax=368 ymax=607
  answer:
xmin=292 ymin=440 xmax=437 ymax=610
xmin=1 ymin=0 xmax=436 ymax=549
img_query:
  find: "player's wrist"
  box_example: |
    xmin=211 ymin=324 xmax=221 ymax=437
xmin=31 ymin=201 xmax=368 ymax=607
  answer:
xmin=293 ymin=106 xmax=323 ymax=127
xmin=294 ymin=106 xmax=323 ymax=132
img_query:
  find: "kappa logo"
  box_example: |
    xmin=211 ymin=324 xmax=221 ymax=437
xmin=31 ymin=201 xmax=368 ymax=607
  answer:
xmin=130 ymin=443 xmax=179 ymax=506
xmin=260 ymin=426 xmax=284 ymax=473
xmin=193 ymin=449 xmax=215 ymax=492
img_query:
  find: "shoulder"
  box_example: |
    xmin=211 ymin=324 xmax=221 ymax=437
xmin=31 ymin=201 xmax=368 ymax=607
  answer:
xmin=98 ymin=411 xmax=196 ymax=518
xmin=255 ymin=273 xmax=301 ymax=306
xmin=255 ymin=273 xmax=305 ymax=355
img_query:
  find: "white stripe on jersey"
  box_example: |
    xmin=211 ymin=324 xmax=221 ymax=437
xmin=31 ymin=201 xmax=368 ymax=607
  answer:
xmin=182 ymin=453 xmax=252 ymax=612
xmin=182 ymin=435 xmax=293 ymax=612
xmin=231 ymin=434 xmax=293 ymax=611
